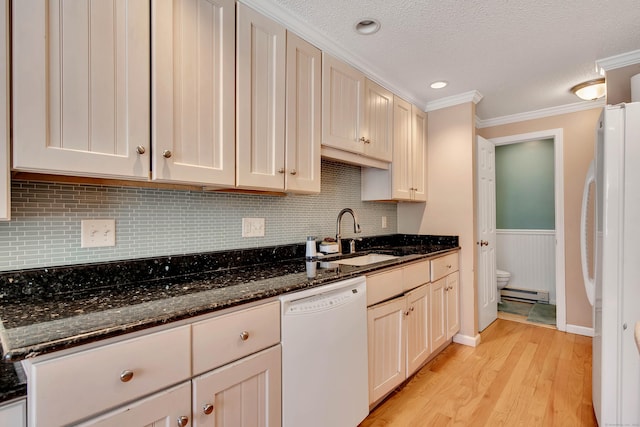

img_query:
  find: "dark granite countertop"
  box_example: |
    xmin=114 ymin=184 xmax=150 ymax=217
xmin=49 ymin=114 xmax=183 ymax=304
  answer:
xmin=0 ymin=233 xmax=458 ymax=403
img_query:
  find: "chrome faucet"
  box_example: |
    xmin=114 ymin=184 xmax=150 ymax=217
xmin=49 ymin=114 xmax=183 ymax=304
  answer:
xmin=336 ymin=208 xmax=362 ymax=254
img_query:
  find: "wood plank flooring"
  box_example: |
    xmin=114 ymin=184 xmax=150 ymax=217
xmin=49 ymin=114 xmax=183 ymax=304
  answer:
xmin=359 ymin=319 xmax=596 ymax=427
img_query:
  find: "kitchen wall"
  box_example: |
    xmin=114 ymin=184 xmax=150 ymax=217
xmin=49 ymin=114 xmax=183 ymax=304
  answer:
xmin=0 ymin=160 xmax=397 ymax=271
xmin=479 ymin=107 xmax=602 ymax=329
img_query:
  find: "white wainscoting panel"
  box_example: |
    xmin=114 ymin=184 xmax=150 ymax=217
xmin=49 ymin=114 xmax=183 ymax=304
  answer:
xmin=496 ymin=229 xmax=556 ymax=304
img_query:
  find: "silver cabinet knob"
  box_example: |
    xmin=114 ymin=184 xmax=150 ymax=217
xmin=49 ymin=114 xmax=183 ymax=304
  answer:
xmin=203 ymin=404 xmax=214 ymax=415
xmin=120 ymin=370 xmax=134 ymax=382
xmin=410 ymin=306 xmax=415 ymax=312
xmin=163 ymin=150 xmax=173 ymax=158
xmin=177 ymin=416 xmax=189 ymax=427
xmin=404 ymin=310 xmax=410 ymax=316
xmin=290 ymin=169 xmax=297 ymax=175
xmin=136 ymin=146 xmax=146 ymax=155
xmin=447 ymin=264 xmax=452 ymax=268
xmin=278 ymin=168 xmax=285 ymax=174
xmin=240 ymin=331 xmax=250 ymax=341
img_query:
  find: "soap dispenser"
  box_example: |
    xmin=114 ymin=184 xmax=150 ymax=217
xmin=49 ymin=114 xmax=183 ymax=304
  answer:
xmin=305 ymin=236 xmax=318 ymax=258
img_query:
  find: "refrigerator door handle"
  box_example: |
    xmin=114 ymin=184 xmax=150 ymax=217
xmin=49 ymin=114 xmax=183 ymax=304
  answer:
xmin=581 ymin=159 xmax=596 ymax=306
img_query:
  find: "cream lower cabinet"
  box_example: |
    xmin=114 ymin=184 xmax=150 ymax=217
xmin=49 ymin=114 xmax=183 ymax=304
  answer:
xmin=405 ymin=284 xmax=430 ymax=375
xmin=0 ymin=399 xmax=26 ymax=427
xmin=367 ymin=296 xmax=407 ymax=404
xmin=12 ymin=0 xmax=151 ymax=180
xmin=430 ymin=252 xmax=460 ymax=351
xmin=192 ymin=345 xmax=281 ymax=427
xmin=76 ymin=382 xmax=191 ymax=427
xmin=0 ymin=0 xmax=8 ymax=221
xmin=25 ymin=301 xmax=281 ymax=427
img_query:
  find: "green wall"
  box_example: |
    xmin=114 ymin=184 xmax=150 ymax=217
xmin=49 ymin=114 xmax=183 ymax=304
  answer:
xmin=495 ymin=139 xmax=555 ymax=229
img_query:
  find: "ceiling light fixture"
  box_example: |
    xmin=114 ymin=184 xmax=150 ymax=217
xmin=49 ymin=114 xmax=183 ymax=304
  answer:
xmin=354 ymin=19 xmax=381 ymax=35
xmin=430 ymin=81 xmax=448 ymax=89
xmin=570 ymin=78 xmax=606 ymax=101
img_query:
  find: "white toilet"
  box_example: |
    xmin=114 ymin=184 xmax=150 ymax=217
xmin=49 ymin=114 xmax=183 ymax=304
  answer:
xmin=496 ymin=269 xmax=511 ymax=302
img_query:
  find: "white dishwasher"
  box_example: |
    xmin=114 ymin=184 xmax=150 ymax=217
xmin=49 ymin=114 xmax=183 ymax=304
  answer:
xmin=280 ymin=276 xmax=368 ymax=427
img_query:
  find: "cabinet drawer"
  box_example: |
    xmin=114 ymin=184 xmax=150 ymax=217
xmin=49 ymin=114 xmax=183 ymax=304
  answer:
xmin=28 ymin=326 xmax=191 ymax=427
xmin=403 ymin=260 xmax=430 ymax=292
xmin=192 ymin=301 xmax=280 ymax=375
xmin=367 ymin=268 xmax=403 ymax=306
xmin=430 ymin=252 xmax=459 ymax=282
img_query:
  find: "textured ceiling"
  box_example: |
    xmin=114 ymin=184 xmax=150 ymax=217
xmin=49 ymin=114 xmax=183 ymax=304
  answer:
xmin=267 ymin=0 xmax=640 ymax=120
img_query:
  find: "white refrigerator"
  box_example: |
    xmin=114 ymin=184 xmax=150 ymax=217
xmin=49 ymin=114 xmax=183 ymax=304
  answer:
xmin=582 ymin=102 xmax=640 ymax=425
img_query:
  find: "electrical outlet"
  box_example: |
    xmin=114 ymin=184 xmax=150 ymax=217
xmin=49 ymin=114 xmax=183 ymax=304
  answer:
xmin=381 ymin=216 xmax=388 ymax=229
xmin=242 ymin=218 xmax=265 ymax=237
xmin=81 ymin=219 xmax=116 ymax=248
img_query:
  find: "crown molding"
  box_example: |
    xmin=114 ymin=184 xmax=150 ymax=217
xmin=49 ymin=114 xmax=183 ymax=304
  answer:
xmin=239 ymin=0 xmax=423 ymax=107
xmin=476 ymin=98 xmax=605 ymax=128
xmin=424 ymin=90 xmax=483 ymax=112
xmin=596 ymin=49 xmax=640 ymax=73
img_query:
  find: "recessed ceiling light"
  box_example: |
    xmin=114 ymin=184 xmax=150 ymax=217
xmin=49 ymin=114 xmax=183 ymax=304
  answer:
xmin=430 ymin=81 xmax=448 ymax=89
xmin=354 ymin=19 xmax=381 ymax=35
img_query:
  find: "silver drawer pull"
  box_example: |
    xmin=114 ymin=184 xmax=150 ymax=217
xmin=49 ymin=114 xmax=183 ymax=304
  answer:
xmin=203 ymin=404 xmax=214 ymax=415
xmin=177 ymin=416 xmax=189 ymax=427
xmin=120 ymin=370 xmax=134 ymax=382
xmin=240 ymin=331 xmax=250 ymax=341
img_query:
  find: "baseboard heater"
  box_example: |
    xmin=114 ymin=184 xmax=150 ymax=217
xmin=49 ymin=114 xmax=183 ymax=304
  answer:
xmin=501 ymin=287 xmax=549 ymax=303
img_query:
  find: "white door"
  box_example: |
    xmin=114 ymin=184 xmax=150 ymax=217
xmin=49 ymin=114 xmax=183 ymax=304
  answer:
xmin=477 ymin=136 xmax=497 ymax=331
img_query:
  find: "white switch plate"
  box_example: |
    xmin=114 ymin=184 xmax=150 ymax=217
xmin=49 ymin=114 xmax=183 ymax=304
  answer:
xmin=81 ymin=219 xmax=116 ymax=248
xmin=381 ymin=216 xmax=388 ymax=229
xmin=242 ymin=218 xmax=265 ymax=237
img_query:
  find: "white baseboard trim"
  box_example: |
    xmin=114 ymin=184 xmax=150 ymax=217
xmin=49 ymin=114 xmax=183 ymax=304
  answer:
xmin=453 ymin=333 xmax=481 ymax=347
xmin=565 ymin=324 xmax=594 ymax=337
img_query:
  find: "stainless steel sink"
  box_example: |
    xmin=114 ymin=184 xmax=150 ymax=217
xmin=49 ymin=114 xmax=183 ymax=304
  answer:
xmin=332 ymin=253 xmax=398 ymax=266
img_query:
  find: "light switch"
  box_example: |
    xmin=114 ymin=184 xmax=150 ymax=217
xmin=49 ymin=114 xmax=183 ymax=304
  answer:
xmin=81 ymin=219 xmax=116 ymax=248
xmin=242 ymin=218 xmax=265 ymax=237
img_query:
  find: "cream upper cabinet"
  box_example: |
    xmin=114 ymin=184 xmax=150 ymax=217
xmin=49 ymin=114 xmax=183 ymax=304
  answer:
xmin=322 ymin=54 xmax=365 ymax=154
xmin=411 ymin=106 xmax=428 ymax=201
xmin=151 ymin=0 xmax=235 ymax=187
xmin=12 ymin=0 xmax=150 ymax=180
xmin=236 ymin=4 xmax=286 ymax=191
xmin=0 ymin=0 xmax=9 ymax=221
xmin=284 ymin=32 xmax=321 ymax=194
xmin=361 ymin=100 xmax=427 ymax=201
xmin=363 ymin=79 xmax=394 ymax=162
xmin=322 ymin=54 xmax=393 ymax=168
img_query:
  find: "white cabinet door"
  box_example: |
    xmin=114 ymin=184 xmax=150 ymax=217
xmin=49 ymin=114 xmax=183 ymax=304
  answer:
xmin=363 ymin=79 xmax=393 ymax=162
xmin=0 ymin=399 xmax=26 ymax=427
xmin=405 ymin=284 xmax=430 ymax=376
xmin=430 ymin=277 xmax=447 ymax=351
xmin=411 ymin=105 xmax=428 ymax=201
xmin=0 ymin=0 xmax=8 ymax=221
xmin=152 ymin=0 xmax=235 ymax=187
xmin=192 ymin=345 xmax=282 ymax=427
xmin=76 ymin=382 xmax=191 ymax=427
xmin=446 ymin=271 xmax=460 ymax=339
xmin=392 ymin=96 xmax=413 ymax=200
xmin=12 ymin=0 xmax=150 ymax=180
xmin=367 ymin=297 xmax=406 ymax=404
xmin=236 ymin=4 xmax=286 ymax=191
xmin=322 ymin=53 xmax=365 ymax=154
xmin=285 ymin=32 xmax=321 ymax=194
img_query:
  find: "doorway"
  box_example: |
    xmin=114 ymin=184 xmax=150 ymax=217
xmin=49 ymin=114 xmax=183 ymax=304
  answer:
xmin=477 ymin=129 xmax=566 ymax=332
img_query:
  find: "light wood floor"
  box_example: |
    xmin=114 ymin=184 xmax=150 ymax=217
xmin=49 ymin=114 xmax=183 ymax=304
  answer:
xmin=360 ymin=319 xmax=596 ymax=427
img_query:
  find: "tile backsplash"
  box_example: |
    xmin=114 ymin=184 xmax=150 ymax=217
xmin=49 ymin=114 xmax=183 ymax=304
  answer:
xmin=0 ymin=160 xmax=397 ymax=271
